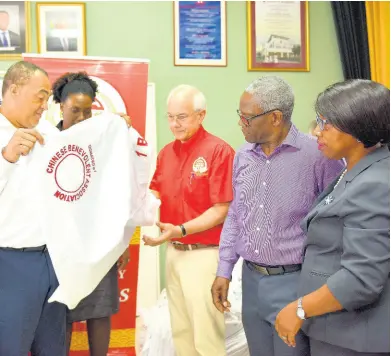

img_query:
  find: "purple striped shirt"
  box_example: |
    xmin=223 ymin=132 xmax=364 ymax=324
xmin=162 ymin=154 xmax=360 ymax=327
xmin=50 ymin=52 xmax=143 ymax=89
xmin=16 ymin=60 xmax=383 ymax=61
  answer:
xmin=217 ymin=125 xmax=344 ymax=279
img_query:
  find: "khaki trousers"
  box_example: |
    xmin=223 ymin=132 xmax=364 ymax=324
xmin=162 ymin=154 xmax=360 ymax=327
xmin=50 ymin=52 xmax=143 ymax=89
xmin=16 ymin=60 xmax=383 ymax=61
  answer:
xmin=166 ymin=244 xmax=226 ymax=356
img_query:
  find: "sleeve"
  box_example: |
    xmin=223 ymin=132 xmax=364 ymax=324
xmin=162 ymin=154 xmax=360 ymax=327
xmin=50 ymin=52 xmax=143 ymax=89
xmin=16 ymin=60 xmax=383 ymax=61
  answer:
xmin=327 ymin=178 xmax=390 ymax=311
xmin=127 ymin=128 xmax=160 ymax=227
xmin=316 ymin=156 xmax=345 ymax=193
xmin=149 ymin=150 xmax=162 ymax=193
xmin=208 ymin=144 xmax=235 ymax=204
xmin=216 ymin=153 xmax=241 ymax=279
xmin=0 ymin=150 xmax=17 ymax=194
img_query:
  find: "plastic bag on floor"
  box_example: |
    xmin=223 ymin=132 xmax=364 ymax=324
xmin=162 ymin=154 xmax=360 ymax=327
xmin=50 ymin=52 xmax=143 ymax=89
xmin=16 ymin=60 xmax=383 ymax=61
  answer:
xmin=138 ymin=258 xmax=249 ymax=356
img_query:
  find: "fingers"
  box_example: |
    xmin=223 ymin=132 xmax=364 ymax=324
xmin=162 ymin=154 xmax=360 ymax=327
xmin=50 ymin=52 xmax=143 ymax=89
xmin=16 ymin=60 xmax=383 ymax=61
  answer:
xmin=287 ymin=333 xmax=296 ymax=347
xmin=211 ymin=287 xmax=225 ymax=313
xmin=24 ymin=129 xmax=45 ymax=145
xmin=116 ymin=112 xmax=132 ymax=128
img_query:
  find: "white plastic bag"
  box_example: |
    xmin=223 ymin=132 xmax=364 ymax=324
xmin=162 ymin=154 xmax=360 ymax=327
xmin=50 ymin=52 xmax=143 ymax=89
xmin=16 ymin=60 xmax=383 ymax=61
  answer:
xmin=138 ymin=259 xmax=249 ymax=356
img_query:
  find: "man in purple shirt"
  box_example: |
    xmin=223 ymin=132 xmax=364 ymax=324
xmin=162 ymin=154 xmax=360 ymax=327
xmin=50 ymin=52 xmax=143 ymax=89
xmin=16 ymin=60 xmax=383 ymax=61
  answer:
xmin=211 ymin=76 xmax=344 ymax=356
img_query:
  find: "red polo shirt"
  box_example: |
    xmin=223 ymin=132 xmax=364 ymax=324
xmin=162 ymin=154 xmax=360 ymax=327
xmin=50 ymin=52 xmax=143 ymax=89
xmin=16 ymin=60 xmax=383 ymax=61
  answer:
xmin=150 ymin=126 xmax=235 ymax=245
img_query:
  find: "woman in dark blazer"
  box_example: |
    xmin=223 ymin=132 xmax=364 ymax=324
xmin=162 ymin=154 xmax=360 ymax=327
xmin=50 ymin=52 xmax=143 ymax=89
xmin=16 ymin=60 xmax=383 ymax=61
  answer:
xmin=275 ymin=79 xmax=390 ymax=356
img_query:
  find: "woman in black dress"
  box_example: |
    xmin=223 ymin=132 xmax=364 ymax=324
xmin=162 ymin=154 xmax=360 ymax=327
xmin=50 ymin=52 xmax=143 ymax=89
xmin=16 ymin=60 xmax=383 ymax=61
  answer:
xmin=52 ymin=72 xmax=130 ymax=356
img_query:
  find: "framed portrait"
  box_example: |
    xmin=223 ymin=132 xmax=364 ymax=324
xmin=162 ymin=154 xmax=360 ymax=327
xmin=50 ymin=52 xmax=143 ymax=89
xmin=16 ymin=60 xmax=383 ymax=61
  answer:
xmin=0 ymin=1 xmax=31 ymax=60
xmin=36 ymin=2 xmax=86 ymax=56
xmin=247 ymin=1 xmax=309 ymax=72
xmin=174 ymin=1 xmax=227 ymax=67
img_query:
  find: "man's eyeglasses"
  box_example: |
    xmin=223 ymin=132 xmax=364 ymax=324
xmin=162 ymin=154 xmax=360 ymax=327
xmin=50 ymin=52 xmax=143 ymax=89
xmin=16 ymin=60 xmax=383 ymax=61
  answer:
xmin=315 ymin=114 xmax=329 ymax=131
xmin=166 ymin=111 xmax=199 ymax=122
xmin=236 ymin=109 xmax=278 ymax=127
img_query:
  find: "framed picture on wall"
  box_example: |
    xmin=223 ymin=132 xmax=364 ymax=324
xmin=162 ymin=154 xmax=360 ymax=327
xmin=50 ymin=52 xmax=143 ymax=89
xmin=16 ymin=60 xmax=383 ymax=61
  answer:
xmin=0 ymin=1 xmax=31 ymax=60
xmin=247 ymin=1 xmax=309 ymax=72
xmin=36 ymin=2 xmax=86 ymax=56
xmin=174 ymin=1 xmax=227 ymax=67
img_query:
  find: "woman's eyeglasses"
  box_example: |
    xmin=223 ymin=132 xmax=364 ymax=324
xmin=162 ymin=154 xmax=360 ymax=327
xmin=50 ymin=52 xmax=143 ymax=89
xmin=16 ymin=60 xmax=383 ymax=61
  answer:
xmin=236 ymin=109 xmax=279 ymax=127
xmin=315 ymin=115 xmax=329 ymax=131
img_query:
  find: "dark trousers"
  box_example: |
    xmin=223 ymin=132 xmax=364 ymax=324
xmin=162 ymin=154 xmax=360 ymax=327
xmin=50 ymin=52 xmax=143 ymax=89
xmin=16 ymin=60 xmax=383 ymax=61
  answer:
xmin=310 ymin=338 xmax=390 ymax=356
xmin=0 ymin=248 xmax=66 ymax=356
xmin=242 ymin=261 xmax=310 ymax=356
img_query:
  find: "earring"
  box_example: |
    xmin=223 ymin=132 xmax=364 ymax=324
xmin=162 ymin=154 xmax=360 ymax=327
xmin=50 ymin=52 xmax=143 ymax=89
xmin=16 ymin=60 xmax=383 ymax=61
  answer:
xmin=357 ymin=139 xmax=361 ymax=143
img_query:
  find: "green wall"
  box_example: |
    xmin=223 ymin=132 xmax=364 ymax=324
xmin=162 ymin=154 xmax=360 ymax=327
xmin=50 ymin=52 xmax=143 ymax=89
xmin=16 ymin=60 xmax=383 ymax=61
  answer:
xmin=0 ymin=1 xmax=343 ymax=288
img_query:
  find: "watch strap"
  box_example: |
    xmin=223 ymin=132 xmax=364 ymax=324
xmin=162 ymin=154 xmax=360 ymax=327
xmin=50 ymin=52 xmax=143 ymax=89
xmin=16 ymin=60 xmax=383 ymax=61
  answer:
xmin=179 ymin=224 xmax=187 ymax=237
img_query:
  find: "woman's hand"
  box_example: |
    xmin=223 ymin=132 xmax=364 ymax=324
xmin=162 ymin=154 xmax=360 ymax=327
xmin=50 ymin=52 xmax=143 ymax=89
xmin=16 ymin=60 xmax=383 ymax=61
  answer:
xmin=275 ymin=301 xmax=304 ymax=347
xmin=115 ymin=112 xmax=131 ymax=128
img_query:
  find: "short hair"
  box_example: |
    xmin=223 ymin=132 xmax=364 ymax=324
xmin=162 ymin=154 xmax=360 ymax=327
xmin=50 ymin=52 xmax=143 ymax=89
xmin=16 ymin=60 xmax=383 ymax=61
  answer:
xmin=315 ymin=79 xmax=390 ymax=148
xmin=2 ymin=61 xmax=48 ymax=97
xmin=52 ymin=72 xmax=98 ymax=104
xmin=245 ymin=76 xmax=294 ymax=121
xmin=167 ymin=84 xmax=206 ymax=111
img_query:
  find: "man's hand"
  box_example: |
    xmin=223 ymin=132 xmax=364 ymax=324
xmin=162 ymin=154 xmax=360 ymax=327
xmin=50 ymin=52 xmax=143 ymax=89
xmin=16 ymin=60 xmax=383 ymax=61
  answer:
xmin=117 ymin=248 xmax=130 ymax=271
xmin=142 ymin=222 xmax=182 ymax=247
xmin=211 ymin=276 xmax=231 ymax=313
xmin=2 ymin=129 xmax=44 ymax=163
xmin=115 ymin=112 xmax=131 ymax=128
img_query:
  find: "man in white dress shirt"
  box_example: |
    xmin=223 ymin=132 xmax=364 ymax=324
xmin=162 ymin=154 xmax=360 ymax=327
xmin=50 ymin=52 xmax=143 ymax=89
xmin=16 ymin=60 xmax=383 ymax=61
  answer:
xmin=0 ymin=11 xmax=21 ymax=48
xmin=0 ymin=61 xmax=66 ymax=355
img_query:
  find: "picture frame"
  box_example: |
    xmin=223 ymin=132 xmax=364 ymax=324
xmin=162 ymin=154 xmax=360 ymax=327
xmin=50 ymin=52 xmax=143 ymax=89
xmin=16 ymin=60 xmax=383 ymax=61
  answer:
xmin=247 ymin=1 xmax=310 ymax=72
xmin=0 ymin=1 xmax=31 ymax=60
xmin=174 ymin=1 xmax=227 ymax=67
xmin=36 ymin=2 xmax=87 ymax=56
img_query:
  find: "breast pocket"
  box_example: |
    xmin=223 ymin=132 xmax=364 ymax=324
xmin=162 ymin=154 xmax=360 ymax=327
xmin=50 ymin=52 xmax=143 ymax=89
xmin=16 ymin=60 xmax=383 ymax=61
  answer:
xmin=184 ymin=175 xmax=210 ymax=212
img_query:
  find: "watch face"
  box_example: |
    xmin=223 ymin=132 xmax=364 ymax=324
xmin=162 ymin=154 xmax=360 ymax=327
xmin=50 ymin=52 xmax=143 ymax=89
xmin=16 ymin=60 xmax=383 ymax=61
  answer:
xmin=297 ymin=308 xmax=306 ymax=320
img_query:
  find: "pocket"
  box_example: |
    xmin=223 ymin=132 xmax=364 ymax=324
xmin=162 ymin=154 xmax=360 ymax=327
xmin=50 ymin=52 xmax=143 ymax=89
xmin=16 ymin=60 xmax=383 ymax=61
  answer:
xmin=184 ymin=175 xmax=210 ymax=211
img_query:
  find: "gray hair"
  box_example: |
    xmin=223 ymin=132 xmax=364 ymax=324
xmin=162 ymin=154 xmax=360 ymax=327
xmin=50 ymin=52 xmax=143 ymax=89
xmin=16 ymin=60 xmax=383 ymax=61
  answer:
xmin=245 ymin=76 xmax=294 ymax=121
xmin=167 ymin=84 xmax=206 ymax=111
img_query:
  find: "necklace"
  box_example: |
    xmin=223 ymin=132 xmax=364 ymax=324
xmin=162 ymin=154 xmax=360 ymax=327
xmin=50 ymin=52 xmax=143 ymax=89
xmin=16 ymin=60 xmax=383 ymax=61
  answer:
xmin=334 ymin=169 xmax=347 ymax=189
xmin=324 ymin=169 xmax=348 ymax=206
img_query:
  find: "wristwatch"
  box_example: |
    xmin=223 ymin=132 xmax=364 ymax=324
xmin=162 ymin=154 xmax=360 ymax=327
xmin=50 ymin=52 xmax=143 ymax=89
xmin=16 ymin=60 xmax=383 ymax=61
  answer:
xmin=297 ymin=297 xmax=307 ymax=320
xmin=179 ymin=224 xmax=187 ymax=237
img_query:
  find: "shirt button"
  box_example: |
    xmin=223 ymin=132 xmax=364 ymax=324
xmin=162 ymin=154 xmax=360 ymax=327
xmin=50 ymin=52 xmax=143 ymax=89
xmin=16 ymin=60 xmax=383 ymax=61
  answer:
xmin=255 ymin=250 xmax=259 ymax=254
xmin=256 ymin=227 xmax=260 ymax=231
xmin=263 ymin=182 xmax=266 ymax=186
xmin=266 ymin=160 xmax=270 ymax=164
xmin=260 ymin=205 xmax=264 ymax=208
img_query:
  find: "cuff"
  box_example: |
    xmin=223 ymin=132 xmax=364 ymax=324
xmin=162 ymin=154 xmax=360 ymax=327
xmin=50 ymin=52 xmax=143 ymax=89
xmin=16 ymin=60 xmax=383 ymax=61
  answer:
xmin=216 ymin=259 xmax=235 ymax=280
xmin=0 ymin=150 xmax=17 ymax=181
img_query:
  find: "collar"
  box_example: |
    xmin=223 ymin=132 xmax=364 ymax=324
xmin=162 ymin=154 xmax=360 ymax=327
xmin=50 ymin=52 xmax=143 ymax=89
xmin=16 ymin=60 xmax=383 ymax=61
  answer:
xmin=247 ymin=123 xmax=301 ymax=152
xmin=345 ymin=146 xmax=389 ymax=182
xmin=173 ymin=126 xmax=207 ymax=154
xmin=0 ymin=112 xmax=17 ymax=130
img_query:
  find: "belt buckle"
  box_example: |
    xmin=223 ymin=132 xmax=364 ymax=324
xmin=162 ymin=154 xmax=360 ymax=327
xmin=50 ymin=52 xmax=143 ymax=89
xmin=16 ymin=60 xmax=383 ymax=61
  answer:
xmin=257 ymin=265 xmax=269 ymax=275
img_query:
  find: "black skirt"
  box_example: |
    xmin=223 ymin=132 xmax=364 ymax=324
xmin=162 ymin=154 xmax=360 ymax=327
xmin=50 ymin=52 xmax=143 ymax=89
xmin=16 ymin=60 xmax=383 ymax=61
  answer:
xmin=67 ymin=264 xmax=120 ymax=323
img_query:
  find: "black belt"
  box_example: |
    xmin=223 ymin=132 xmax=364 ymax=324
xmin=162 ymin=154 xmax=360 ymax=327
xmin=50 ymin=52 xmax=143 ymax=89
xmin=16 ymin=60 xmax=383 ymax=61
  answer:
xmin=246 ymin=260 xmax=301 ymax=276
xmin=0 ymin=245 xmax=47 ymax=252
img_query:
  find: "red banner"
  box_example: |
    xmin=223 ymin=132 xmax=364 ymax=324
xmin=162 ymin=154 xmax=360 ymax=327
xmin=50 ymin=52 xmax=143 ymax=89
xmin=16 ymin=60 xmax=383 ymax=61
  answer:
xmin=23 ymin=54 xmax=149 ymax=356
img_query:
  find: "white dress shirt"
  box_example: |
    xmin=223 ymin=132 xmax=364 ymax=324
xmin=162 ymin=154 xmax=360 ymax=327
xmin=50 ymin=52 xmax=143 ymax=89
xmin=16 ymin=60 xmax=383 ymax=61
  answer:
xmin=0 ymin=113 xmax=59 ymax=248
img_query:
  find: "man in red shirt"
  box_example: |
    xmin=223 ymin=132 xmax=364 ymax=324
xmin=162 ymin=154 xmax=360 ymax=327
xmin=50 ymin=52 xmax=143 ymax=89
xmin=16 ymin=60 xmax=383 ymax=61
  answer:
xmin=143 ymin=84 xmax=235 ymax=356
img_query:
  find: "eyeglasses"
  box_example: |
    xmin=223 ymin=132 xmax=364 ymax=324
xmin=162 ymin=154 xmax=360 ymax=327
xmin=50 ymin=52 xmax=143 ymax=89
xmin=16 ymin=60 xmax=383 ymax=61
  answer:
xmin=236 ymin=108 xmax=278 ymax=127
xmin=315 ymin=114 xmax=329 ymax=131
xmin=166 ymin=111 xmax=199 ymax=122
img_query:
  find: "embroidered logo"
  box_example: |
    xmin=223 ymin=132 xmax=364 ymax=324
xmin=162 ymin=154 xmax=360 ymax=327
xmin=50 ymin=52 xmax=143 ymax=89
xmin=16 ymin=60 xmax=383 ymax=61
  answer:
xmin=192 ymin=157 xmax=208 ymax=176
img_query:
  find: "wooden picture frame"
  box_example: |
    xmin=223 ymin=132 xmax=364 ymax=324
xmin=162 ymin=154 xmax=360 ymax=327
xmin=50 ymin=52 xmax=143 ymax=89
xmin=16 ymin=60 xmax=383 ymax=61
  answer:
xmin=0 ymin=1 xmax=31 ymax=60
xmin=174 ymin=1 xmax=227 ymax=67
xmin=247 ymin=1 xmax=310 ymax=72
xmin=36 ymin=2 xmax=87 ymax=56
